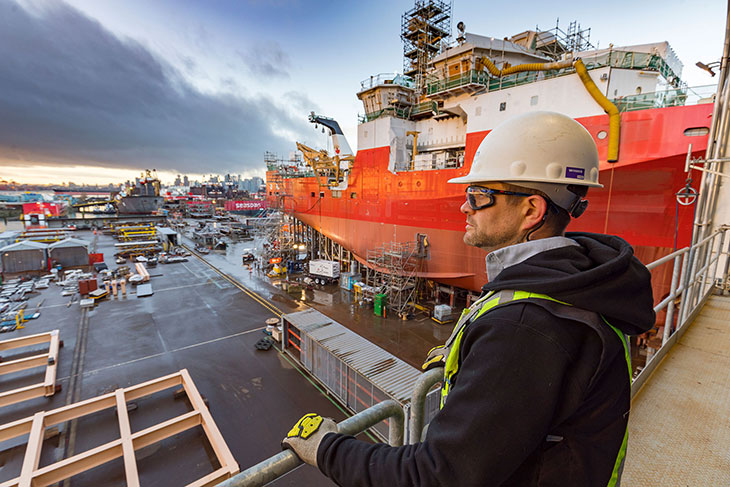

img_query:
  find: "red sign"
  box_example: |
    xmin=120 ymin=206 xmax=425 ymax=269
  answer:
xmin=225 ymin=200 xmax=267 ymax=211
xmin=269 ymin=257 xmax=282 ymax=264
xmin=22 ymin=202 xmax=66 ymax=216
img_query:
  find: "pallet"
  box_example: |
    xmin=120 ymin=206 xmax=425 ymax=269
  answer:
xmin=0 ymin=330 xmax=61 ymax=408
xmin=0 ymin=369 xmax=239 ymax=487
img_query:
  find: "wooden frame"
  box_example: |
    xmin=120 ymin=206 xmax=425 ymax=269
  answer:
xmin=0 ymin=369 xmax=239 ymax=487
xmin=0 ymin=330 xmax=60 ymax=408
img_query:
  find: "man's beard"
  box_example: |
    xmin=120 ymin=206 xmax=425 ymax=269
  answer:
xmin=464 ymin=224 xmax=522 ymax=252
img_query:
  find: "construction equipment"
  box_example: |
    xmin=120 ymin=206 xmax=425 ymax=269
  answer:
xmin=296 ymin=113 xmax=355 ymax=190
xmin=306 ymin=259 xmax=340 ymax=285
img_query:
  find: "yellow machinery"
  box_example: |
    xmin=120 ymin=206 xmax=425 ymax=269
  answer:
xmin=296 ymin=142 xmax=355 ymax=189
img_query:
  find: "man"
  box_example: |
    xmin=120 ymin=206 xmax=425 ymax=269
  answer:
xmin=282 ymin=111 xmax=655 ymax=486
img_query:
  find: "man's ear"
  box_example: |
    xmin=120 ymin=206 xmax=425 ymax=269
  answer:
xmin=521 ymin=195 xmax=548 ymax=231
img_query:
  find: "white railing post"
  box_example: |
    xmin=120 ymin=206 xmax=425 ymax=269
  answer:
xmin=662 ymin=254 xmax=683 ymax=345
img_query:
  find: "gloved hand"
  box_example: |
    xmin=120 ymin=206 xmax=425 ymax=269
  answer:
xmin=282 ymin=413 xmax=338 ymax=467
xmin=422 ymin=345 xmax=448 ymax=371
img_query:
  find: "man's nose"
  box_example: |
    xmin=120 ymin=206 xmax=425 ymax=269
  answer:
xmin=460 ymin=200 xmax=473 ymax=215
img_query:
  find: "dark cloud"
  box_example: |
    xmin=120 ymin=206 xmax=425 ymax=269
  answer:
xmin=237 ymin=41 xmax=291 ymax=79
xmin=0 ymin=0 xmax=308 ymax=173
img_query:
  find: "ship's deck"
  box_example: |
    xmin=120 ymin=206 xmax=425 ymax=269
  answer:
xmin=623 ymin=295 xmax=730 ymax=484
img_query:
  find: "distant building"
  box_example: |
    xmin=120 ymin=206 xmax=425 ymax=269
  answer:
xmin=183 ymin=175 xmax=189 ymax=186
xmin=174 ymin=175 xmax=182 ymax=186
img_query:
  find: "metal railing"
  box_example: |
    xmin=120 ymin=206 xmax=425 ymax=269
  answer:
xmin=424 ymin=50 xmax=682 ymax=99
xmin=613 ymin=84 xmax=716 ymax=113
xmin=217 ymin=400 xmax=404 ymax=487
xmin=407 ymin=368 xmax=443 ymax=444
xmin=632 ymin=225 xmax=730 ymax=394
xmin=359 ymin=73 xmax=416 ymax=92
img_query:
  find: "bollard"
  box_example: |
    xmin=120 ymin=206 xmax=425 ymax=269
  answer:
xmin=111 ymin=280 xmax=118 ymax=297
xmin=120 ymin=279 xmax=127 ymax=296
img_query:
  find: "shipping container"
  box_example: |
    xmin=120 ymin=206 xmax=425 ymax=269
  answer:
xmin=281 ymin=309 xmax=440 ymax=442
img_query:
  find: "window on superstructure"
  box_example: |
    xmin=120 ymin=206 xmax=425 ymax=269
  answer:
xmin=311 ymin=192 xmax=315 ymax=197
xmin=530 ymin=96 xmax=538 ymax=106
xmin=350 ymin=192 xmax=357 ymax=199
xmin=499 ymin=102 xmax=507 ymax=112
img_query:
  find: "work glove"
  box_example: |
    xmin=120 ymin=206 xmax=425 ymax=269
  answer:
xmin=281 ymin=413 xmax=338 ymax=467
xmin=422 ymin=345 xmax=448 ymax=371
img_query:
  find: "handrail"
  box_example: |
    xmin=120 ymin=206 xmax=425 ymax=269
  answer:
xmin=407 ymin=367 xmax=443 ymax=444
xmin=217 ymin=400 xmax=404 ymax=487
xmin=632 ymin=226 xmax=730 ymax=395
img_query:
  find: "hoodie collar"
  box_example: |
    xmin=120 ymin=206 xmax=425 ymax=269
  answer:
xmin=486 ymin=236 xmax=579 ymax=281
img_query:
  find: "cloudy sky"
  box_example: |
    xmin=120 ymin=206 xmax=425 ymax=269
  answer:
xmin=0 ymin=0 xmax=725 ymax=184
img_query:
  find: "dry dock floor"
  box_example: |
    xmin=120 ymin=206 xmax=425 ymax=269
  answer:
xmin=622 ymin=295 xmax=730 ymax=485
xmin=0 ymin=229 xmax=343 ymax=486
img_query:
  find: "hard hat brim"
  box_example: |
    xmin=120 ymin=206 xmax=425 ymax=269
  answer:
xmin=447 ymin=174 xmax=603 ymax=188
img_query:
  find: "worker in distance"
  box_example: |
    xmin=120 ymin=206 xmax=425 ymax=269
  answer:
xmin=282 ymin=111 xmax=655 ymax=486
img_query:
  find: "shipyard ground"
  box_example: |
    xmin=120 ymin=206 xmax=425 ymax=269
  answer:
xmin=0 ymin=229 xmax=351 ymax=486
xmin=180 ymin=231 xmax=451 ymax=369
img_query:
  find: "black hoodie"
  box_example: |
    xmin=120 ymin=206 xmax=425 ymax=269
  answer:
xmin=317 ymin=233 xmax=655 ymax=486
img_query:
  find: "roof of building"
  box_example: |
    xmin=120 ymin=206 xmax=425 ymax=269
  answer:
xmin=0 ymin=240 xmax=49 ymax=252
xmin=48 ymin=237 xmax=90 ymax=249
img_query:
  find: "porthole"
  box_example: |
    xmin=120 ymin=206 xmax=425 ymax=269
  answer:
xmin=684 ymin=127 xmax=710 ymax=137
xmin=597 ymin=130 xmax=608 ymax=140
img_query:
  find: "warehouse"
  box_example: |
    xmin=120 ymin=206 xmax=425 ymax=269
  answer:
xmin=48 ymin=237 xmax=90 ymax=268
xmin=0 ymin=240 xmax=48 ymax=274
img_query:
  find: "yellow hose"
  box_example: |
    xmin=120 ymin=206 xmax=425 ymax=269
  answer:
xmin=478 ymin=57 xmax=573 ymax=76
xmin=477 ymin=56 xmax=621 ymax=162
xmin=573 ymin=58 xmax=620 ymax=162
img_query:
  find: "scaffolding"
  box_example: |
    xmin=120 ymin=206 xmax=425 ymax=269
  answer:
xmin=528 ymin=19 xmax=594 ymax=60
xmin=401 ymin=0 xmax=452 ymax=95
xmin=365 ymin=236 xmax=427 ymax=316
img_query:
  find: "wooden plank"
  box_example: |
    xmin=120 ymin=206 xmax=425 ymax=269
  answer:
xmin=18 ymin=413 xmax=44 ymax=487
xmin=0 ymin=384 xmax=46 ymax=409
xmin=32 ymin=440 xmax=123 ymax=487
xmin=180 ymin=369 xmax=238 ymax=474
xmin=0 ymin=354 xmax=48 ymax=376
xmin=123 ymin=372 xmax=182 ymax=402
xmin=131 ymin=411 xmax=201 ymax=450
xmin=115 ymin=390 xmax=140 ymax=487
xmin=43 ymin=330 xmax=60 ymax=392
xmin=44 ymin=394 xmax=117 ymax=428
xmin=0 ymin=332 xmax=52 ymax=352
xmin=0 ymin=416 xmax=35 ymax=443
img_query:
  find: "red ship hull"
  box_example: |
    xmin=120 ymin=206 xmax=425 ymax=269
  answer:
xmin=268 ymin=104 xmax=713 ymax=292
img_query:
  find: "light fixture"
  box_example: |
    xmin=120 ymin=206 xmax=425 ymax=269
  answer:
xmin=696 ymin=61 xmax=721 ymax=77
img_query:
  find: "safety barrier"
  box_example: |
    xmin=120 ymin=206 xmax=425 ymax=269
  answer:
xmin=217 ymin=400 xmax=404 ymax=487
xmin=632 ymin=225 xmax=730 ymax=394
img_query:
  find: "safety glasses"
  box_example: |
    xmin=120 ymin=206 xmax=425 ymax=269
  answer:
xmin=465 ymin=185 xmax=534 ymax=210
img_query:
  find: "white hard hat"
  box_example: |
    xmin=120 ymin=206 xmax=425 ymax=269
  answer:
xmin=449 ymin=111 xmax=602 ymax=214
